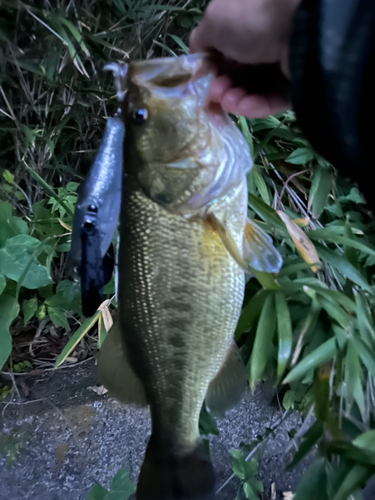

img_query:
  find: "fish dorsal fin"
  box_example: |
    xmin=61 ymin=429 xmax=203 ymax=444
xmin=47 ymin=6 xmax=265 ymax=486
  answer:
xmin=206 ymin=213 xmax=282 ymax=274
xmin=97 ymin=321 xmax=147 ymax=407
xmin=205 ymin=342 xmax=248 ymax=417
xmin=243 ymin=218 xmax=283 ymax=273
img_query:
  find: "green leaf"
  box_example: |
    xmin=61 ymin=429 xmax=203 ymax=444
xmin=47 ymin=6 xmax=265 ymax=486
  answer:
xmin=355 ymin=291 xmax=374 ymax=347
xmin=231 ymin=449 xmax=259 ymax=482
xmin=106 ymin=468 xmax=135 ymax=500
xmin=25 ymin=166 xmax=74 ymax=217
xmin=23 ymin=297 xmax=38 ymax=325
xmin=332 ymin=465 xmax=372 ymax=500
xmin=199 ymin=404 xmax=219 ymax=436
xmin=54 ymin=312 xmax=100 ymax=368
xmin=325 ymin=203 xmax=344 ymax=217
xmin=345 ymin=342 xmax=365 ymax=418
xmin=275 ymin=292 xmax=292 ymax=379
xmin=231 ymin=449 xmax=247 ymax=480
xmin=308 ymin=232 xmax=375 ymax=257
xmin=309 ymin=166 xmax=331 ymax=218
xmin=168 ymin=34 xmax=189 ymax=54
xmin=0 ymin=235 xmax=52 ymax=290
xmin=250 ymin=116 xmax=280 ymax=132
xmin=328 ymin=441 xmax=375 ymax=466
xmin=312 ymin=288 xmax=356 ymax=313
xmin=0 ymin=294 xmax=20 ymax=370
xmin=287 ymin=421 xmax=324 ymax=471
xmin=48 ymin=306 xmax=70 ymax=331
xmin=87 ymin=484 xmax=108 ymax=500
xmin=350 ymin=335 xmax=375 ymax=378
xmin=2 ymin=170 xmax=14 ymax=184
xmin=235 ymin=290 xmax=270 ymax=339
xmin=239 ymin=117 xmax=254 ymax=157
xmin=314 ymin=294 xmax=351 ymax=329
xmin=251 ymin=168 xmax=270 ymax=205
xmin=56 ymin=280 xmax=81 ymax=310
xmin=344 ymin=221 xmax=359 ymax=268
xmin=98 ymin=315 xmax=108 ymax=349
xmin=285 ymin=147 xmax=315 ymax=165
xmin=283 ymin=337 xmax=337 ymax=384
xmin=248 ymin=195 xmax=286 ymax=233
xmin=353 ymin=430 xmax=375 ymax=450
xmin=315 ymin=244 xmax=372 ymax=293
xmin=0 ymin=202 xmax=28 ymax=247
xmin=0 ymin=274 xmax=5 ymax=295
xmin=252 ymin=270 xmax=280 ymax=290
xmin=293 ymin=458 xmax=329 ymax=500
xmin=243 ymin=478 xmax=263 ymax=500
xmin=282 ymin=390 xmax=296 ymax=410
xmin=249 ymin=293 xmax=276 ymax=389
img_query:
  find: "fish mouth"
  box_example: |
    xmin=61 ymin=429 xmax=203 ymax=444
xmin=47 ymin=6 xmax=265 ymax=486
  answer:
xmin=127 ymin=53 xmax=216 ymax=97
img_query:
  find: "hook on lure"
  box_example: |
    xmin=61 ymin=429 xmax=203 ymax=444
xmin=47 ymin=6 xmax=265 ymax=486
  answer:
xmin=70 ymin=63 xmax=127 ymax=317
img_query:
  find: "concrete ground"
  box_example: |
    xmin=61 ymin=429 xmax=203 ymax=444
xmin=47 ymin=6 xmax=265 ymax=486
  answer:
xmin=1 ymin=361 xmax=313 ymax=500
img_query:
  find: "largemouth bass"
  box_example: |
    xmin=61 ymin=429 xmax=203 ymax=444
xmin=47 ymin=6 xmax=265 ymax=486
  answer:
xmin=98 ymin=53 xmax=282 ymax=500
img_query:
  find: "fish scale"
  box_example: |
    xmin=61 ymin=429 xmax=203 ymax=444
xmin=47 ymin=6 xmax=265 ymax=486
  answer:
xmin=119 ymin=180 xmax=246 ymax=456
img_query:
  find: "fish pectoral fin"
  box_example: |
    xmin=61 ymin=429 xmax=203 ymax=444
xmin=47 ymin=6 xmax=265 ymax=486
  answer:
xmin=205 ymin=342 xmax=248 ymax=417
xmin=243 ymin=218 xmax=283 ymax=273
xmin=206 ymin=213 xmax=249 ymax=272
xmin=97 ymin=321 xmax=147 ymax=407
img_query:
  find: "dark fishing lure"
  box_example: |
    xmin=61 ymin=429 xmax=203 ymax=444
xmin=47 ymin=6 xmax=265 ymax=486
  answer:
xmin=70 ymin=64 xmax=127 ymax=317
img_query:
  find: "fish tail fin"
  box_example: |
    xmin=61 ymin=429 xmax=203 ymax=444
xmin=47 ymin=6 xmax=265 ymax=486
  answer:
xmin=136 ymin=438 xmax=215 ymax=500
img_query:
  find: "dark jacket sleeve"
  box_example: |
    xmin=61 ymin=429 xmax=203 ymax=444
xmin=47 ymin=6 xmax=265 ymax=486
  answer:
xmin=289 ymin=0 xmax=375 ymax=206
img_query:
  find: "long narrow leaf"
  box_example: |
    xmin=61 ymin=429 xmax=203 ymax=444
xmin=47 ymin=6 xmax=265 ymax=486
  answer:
xmin=249 ymin=293 xmax=276 ymax=389
xmin=283 ymin=337 xmax=337 ymax=384
xmin=316 ymin=244 xmax=372 ymax=293
xmin=235 ymin=289 xmax=270 ymax=339
xmin=54 ymin=312 xmax=101 ymax=368
xmin=275 ymin=292 xmax=292 ymax=378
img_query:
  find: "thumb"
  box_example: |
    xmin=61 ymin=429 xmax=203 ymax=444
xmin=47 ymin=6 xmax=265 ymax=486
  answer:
xmin=189 ymin=25 xmax=209 ymax=54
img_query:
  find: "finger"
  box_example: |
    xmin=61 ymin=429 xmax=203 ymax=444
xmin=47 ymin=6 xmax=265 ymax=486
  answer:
xmin=235 ymin=93 xmax=290 ymax=119
xmin=220 ymin=87 xmax=248 ymax=114
xmin=189 ymin=26 xmax=210 ymax=54
xmin=208 ymin=75 xmax=233 ymax=102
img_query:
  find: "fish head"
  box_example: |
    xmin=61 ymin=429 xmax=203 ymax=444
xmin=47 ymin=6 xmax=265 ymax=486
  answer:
xmin=124 ymin=53 xmax=251 ymax=214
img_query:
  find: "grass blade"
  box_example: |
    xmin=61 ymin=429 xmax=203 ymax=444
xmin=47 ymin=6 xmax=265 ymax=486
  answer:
xmin=283 ymin=337 xmax=337 ymax=384
xmin=275 ymin=292 xmax=292 ymax=379
xmin=235 ymin=289 xmax=270 ymax=339
xmin=54 ymin=311 xmax=101 ymax=368
xmin=249 ymin=293 xmax=276 ymax=389
xmin=315 ymin=244 xmax=372 ymax=293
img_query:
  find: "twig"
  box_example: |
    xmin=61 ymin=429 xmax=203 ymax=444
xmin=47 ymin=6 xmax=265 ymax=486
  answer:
xmin=279 ymin=169 xmax=309 ymax=204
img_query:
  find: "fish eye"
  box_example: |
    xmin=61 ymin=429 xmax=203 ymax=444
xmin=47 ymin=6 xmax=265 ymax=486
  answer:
xmin=87 ymin=204 xmax=98 ymax=213
xmin=132 ymin=108 xmax=148 ymax=125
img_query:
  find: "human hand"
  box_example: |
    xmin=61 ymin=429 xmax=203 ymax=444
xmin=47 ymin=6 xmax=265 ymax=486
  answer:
xmin=189 ymin=0 xmax=301 ymax=118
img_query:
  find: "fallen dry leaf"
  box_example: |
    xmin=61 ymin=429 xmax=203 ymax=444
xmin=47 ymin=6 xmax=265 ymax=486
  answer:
xmin=98 ymin=299 xmax=113 ymax=332
xmin=292 ymin=217 xmax=310 ymax=227
xmin=277 ymin=211 xmax=320 ymax=272
xmin=65 ymin=356 xmax=78 ymax=363
xmin=271 ymin=482 xmax=276 ymax=500
xmin=87 ymin=385 xmax=108 ymax=396
xmin=283 ymin=492 xmax=295 ymax=500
